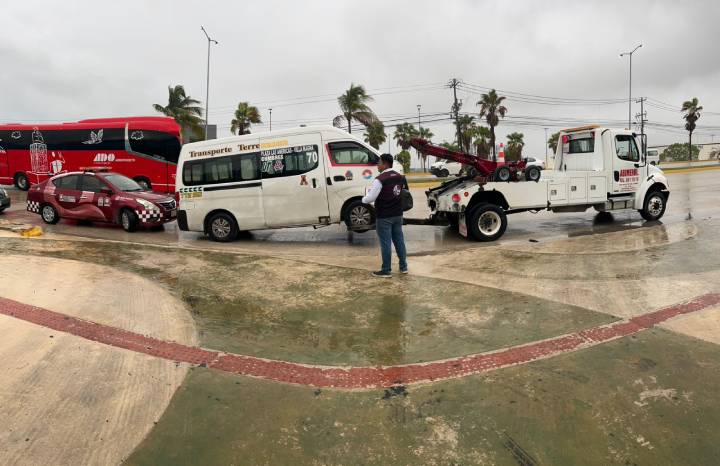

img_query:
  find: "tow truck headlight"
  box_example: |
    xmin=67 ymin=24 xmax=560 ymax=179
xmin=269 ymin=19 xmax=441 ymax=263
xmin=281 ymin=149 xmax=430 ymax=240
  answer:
xmin=137 ymin=198 xmax=156 ymax=210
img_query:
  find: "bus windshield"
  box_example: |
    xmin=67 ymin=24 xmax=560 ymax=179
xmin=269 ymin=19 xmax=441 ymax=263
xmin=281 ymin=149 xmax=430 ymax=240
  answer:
xmin=103 ymin=173 xmax=144 ymax=191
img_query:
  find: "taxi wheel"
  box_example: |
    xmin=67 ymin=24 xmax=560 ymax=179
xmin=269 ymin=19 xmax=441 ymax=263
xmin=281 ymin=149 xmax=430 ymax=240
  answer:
xmin=120 ymin=208 xmax=138 ymax=232
xmin=207 ymin=212 xmax=238 ymax=242
xmin=40 ymin=204 xmax=60 ymax=224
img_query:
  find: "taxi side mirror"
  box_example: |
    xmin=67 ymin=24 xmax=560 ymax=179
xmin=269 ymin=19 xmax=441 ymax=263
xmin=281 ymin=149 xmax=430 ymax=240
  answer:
xmin=100 ymin=188 xmax=114 ymax=195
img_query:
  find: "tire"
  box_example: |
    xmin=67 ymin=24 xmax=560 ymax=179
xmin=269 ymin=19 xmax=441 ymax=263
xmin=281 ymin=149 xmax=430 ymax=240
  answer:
xmin=525 ymin=165 xmax=542 ymax=182
xmin=206 ymin=212 xmax=238 ymax=242
xmin=40 ymin=204 xmax=60 ymax=224
xmin=440 ymin=169 xmax=449 ymax=178
xmin=344 ymin=200 xmax=375 ymax=233
xmin=120 ymin=208 xmax=139 ymax=232
xmin=134 ymin=177 xmax=151 ymax=191
xmin=467 ymin=167 xmax=478 ymax=178
xmin=492 ymin=166 xmax=511 ymax=182
xmin=466 ymin=203 xmax=507 ymax=242
xmin=15 ymin=173 xmax=29 ymax=191
xmin=639 ymin=191 xmax=667 ymax=221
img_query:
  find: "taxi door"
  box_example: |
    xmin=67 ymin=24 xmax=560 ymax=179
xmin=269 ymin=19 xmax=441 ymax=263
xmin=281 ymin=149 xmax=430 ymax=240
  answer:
xmin=78 ymin=174 xmax=113 ymax=221
xmin=52 ymin=174 xmax=83 ymax=218
xmin=260 ymin=134 xmax=330 ymax=227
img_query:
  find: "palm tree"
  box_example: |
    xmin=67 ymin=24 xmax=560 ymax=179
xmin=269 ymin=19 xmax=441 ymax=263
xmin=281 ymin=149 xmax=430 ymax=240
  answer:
xmin=456 ymin=115 xmax=477 ymax=153
xmin=230 ymin=102 xmax=262 ymax=135
xmin=681 ymin=97 xmax=703 ymax=160
xmin=417 ymin=127 xmax=434 ymax=171
xmin=477 ymin=89 xmax=508 ymax=161
xmin=506 ymin=132 xmax=525 ymax=161
xmin=393 ymin=123 xmax=419 ymax=150
xmin=333 ymin=83 xmax=378 ymax=133
xmin=363 ymin=121 xmax=387 ymax=149
xmin=473 ymin=126 xmax=492 ymax=158
xmin=153 ymin=84 xmax=204 ymax=140
xmin=548 ymin=131 xmax=560 ymax=153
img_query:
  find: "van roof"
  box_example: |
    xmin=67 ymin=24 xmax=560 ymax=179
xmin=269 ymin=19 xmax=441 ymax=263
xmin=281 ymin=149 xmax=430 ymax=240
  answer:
xmin=182 ymin=125 xmax=359 ymax=149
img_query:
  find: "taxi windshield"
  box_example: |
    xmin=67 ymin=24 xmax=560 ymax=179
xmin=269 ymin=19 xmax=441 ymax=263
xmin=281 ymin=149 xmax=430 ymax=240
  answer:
xmin=103 ymin=174 xmax=144 ymax=192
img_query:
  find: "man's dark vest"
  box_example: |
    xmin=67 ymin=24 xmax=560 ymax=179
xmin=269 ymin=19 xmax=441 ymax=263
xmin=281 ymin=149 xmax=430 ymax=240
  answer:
xmin=375 ymin=170 xmax=404 ymax=218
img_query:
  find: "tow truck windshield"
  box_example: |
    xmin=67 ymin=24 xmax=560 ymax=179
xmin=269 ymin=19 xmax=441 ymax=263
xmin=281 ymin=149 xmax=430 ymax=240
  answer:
xmin=103 ymin=174 xmax=144 ymax=192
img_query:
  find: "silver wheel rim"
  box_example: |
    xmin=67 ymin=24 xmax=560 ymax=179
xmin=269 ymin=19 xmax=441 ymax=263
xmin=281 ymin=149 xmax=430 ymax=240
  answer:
xmin=138 ymin=180 xmax=149 ymax=190
xmin=42 ymin=206 xmax=55 ymax=222
xmin=478 ymin=211 xmax=502 ymax=236
xmin=349 ymin=206 xmax=371 ymax=225
xmin=498 ymin=169 xmax=510 ymax=181
xmin=648 ymin=194 xmax=663 ymax=217
xmin=122 ymin=212 xmax=130 ymax=229
xmin=18 ymin=177 xmax=27 ymax=189
xmin=212 ymin=218 xmax=231 ymax=238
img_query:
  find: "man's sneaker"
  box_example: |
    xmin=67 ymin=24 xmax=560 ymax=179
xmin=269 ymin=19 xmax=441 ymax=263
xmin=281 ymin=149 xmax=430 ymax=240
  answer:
xmin=372 ymin=270 xmax=392 ymax=278
xmin=400 ymin=269 xmax=409 ymax=274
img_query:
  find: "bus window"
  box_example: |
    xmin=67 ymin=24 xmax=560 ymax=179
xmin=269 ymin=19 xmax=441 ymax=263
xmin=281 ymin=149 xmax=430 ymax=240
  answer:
xmin=42 ymin=129 xmax=125 ymax=151
xmin=129 ymin=130 xmax=182 ymax=164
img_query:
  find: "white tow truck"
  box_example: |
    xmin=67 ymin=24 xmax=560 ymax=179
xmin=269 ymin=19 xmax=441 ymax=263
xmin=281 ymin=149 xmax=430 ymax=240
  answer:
xmin=411 ymin=125 xmax=670 ymax=241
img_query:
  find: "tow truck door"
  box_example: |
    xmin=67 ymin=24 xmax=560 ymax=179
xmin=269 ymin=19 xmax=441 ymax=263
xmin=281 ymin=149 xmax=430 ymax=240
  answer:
xmin=611 ymin=134 xmax=641 ymax=194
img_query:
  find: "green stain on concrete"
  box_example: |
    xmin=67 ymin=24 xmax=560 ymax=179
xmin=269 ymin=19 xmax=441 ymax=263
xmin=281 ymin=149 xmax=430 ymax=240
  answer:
xmin=0 ymin=238 xmax=615 ymax=366
xmin=125 ymin=328 xmax=720 ymax=465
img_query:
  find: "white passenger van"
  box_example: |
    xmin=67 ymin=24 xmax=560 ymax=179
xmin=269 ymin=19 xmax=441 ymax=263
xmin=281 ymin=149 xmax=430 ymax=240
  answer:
xmin=175 ymin=126 xmax=385 ymax=241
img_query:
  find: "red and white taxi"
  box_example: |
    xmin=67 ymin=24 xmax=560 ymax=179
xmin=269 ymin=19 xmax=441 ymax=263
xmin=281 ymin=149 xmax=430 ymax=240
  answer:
xmin=26 ymin=170 xmax=177 ymax=231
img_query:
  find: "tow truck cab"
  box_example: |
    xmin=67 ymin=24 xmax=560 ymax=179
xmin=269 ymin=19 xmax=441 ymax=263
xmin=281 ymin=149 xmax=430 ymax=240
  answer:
xmin=428 ymin=125 xmax=670 ymax=241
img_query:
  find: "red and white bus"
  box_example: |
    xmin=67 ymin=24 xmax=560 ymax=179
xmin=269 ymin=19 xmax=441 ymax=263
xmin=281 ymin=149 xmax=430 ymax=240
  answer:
xmin=0 ymin=116 xmax=181 ymax=193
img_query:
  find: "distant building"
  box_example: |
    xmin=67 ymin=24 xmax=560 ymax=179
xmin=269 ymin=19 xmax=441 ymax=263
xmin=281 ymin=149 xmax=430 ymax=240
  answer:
xmin=648 ymin=142 xmax=720 ymax=161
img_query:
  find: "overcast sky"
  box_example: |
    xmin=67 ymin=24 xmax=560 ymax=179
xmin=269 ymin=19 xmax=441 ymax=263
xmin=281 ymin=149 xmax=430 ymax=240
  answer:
xmin=3 ymin=0 xmax=720 ymax=160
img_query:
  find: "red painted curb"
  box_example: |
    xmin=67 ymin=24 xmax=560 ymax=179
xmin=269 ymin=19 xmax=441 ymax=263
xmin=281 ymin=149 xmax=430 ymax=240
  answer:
xmin=1 ymin=294 xmax=719 ymax=389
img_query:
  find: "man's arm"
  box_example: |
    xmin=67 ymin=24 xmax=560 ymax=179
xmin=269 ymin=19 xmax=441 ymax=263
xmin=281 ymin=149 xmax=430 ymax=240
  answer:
xmin=362 ymin=179 xmax=382 ymax=204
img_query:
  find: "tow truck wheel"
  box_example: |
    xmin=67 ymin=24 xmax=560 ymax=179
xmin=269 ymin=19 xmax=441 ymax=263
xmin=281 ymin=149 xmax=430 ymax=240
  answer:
xmin=525 ymin=165 xmax=542 ymax=182
xmin=120 ymin=208 xmax=139 ymax=232
xmin=492 ymin=166 xmax=512 ymax=182
xmin=40 ymin=204 xmax=60 ymax=224
xmin=640 ymin=191 xmax=667 ymax=221
xmin=344 ymin=200 xmax=375 ymax=233
xmin=467 ymin=203 xmax=507 ymax=242
xmin=207 ymin=212 xmax=238 ymax=242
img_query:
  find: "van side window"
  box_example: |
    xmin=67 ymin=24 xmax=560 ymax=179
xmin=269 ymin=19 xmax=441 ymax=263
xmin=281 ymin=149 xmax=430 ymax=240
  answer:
xmin=182 ymin=152 xmax=260 ymax=186
xmin=261 ymin=145 xmax=319 ymax=178
xmin=615 ymin=135 xmax=640 ymax=162
xmin=328 ymin=142 xmax=376 ymax=165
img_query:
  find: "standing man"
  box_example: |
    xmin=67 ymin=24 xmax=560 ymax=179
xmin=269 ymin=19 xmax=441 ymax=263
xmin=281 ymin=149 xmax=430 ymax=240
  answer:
xmin=362 ymin=153 xmax=408 ymax=278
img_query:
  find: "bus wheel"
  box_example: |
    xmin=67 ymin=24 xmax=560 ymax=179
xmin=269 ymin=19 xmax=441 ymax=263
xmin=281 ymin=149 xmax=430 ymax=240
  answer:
xmin=15 ymin=173 xmax=29 ymax=191
xmin=134 ymin=177 xmax=151 ymax=191
xmin=344 ymin=200 xmax=374 ymax=233
xmin=466 ymin=203 xmax=507 ymax=241
xmin=41 ymin=204 xmax=60 ymax=224
xmin=207 ymin=212 xmax=238 ymax=242
xmin=120 ymin=208 xmax=139 ymax=232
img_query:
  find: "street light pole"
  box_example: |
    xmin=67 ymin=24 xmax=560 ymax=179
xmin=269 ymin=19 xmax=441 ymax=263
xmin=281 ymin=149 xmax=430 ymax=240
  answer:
xmin=620 ymin=43 xmax=642 ymax=130
xmin=201 ymin=26 xmax=218 ymax=140
xmin=269 ymin=108 xmax=273 ymax=132
xmin=417 ymin=104 xmax=423 ymax=170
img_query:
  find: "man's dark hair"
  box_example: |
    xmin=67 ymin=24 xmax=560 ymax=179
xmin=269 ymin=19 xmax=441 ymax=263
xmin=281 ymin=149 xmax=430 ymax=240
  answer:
xmin=380 ymin=153 xmax=394 ymax=167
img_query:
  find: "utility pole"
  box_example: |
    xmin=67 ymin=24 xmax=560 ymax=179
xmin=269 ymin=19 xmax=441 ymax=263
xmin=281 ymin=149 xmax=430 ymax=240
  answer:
xmin=636 ymin=97 xmax=647 ymax=155
xmin=620 ymin=44 xmax=642 ymax=130
xmin=201 ymin=26 xmax=218 ymax=140
xmin=269 ymin=108 xmax=273 ymax=132
xmin=448 ymin=78 xmax=462 ymax=147
xmin=544 ymin=127 xmax=548 ymax=159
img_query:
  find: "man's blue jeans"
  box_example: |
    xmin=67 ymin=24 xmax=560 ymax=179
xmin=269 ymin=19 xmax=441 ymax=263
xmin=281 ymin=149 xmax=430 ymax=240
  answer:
xmin=376 ymin=216 xmax=408 ymax=273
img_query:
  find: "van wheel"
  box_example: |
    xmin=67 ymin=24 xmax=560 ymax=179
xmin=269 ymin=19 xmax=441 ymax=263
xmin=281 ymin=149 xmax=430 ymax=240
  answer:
xmin=15 ymin=173 xmax=29 ymax=191
xmin=134 ymin=177 xmax=151 ymax=191
xmin=207 ymin=212 xmax=238 ymax=242
xmin=525 ymin=166 xmax=541 ymax=182
xmin=492 ymin=166 xmax=511 ymax=182
xmin=344 ymin=200 xmax=375 ymax=233
xmin=640 ymin=191 xmax=666 ymax=221
xmin=41 ymin=204 xmax=60 ymax=224
xmin=466 ymin=203 xmax=507 ymax=241
xmin=120 ymin=209 xmax=138 ymax=232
